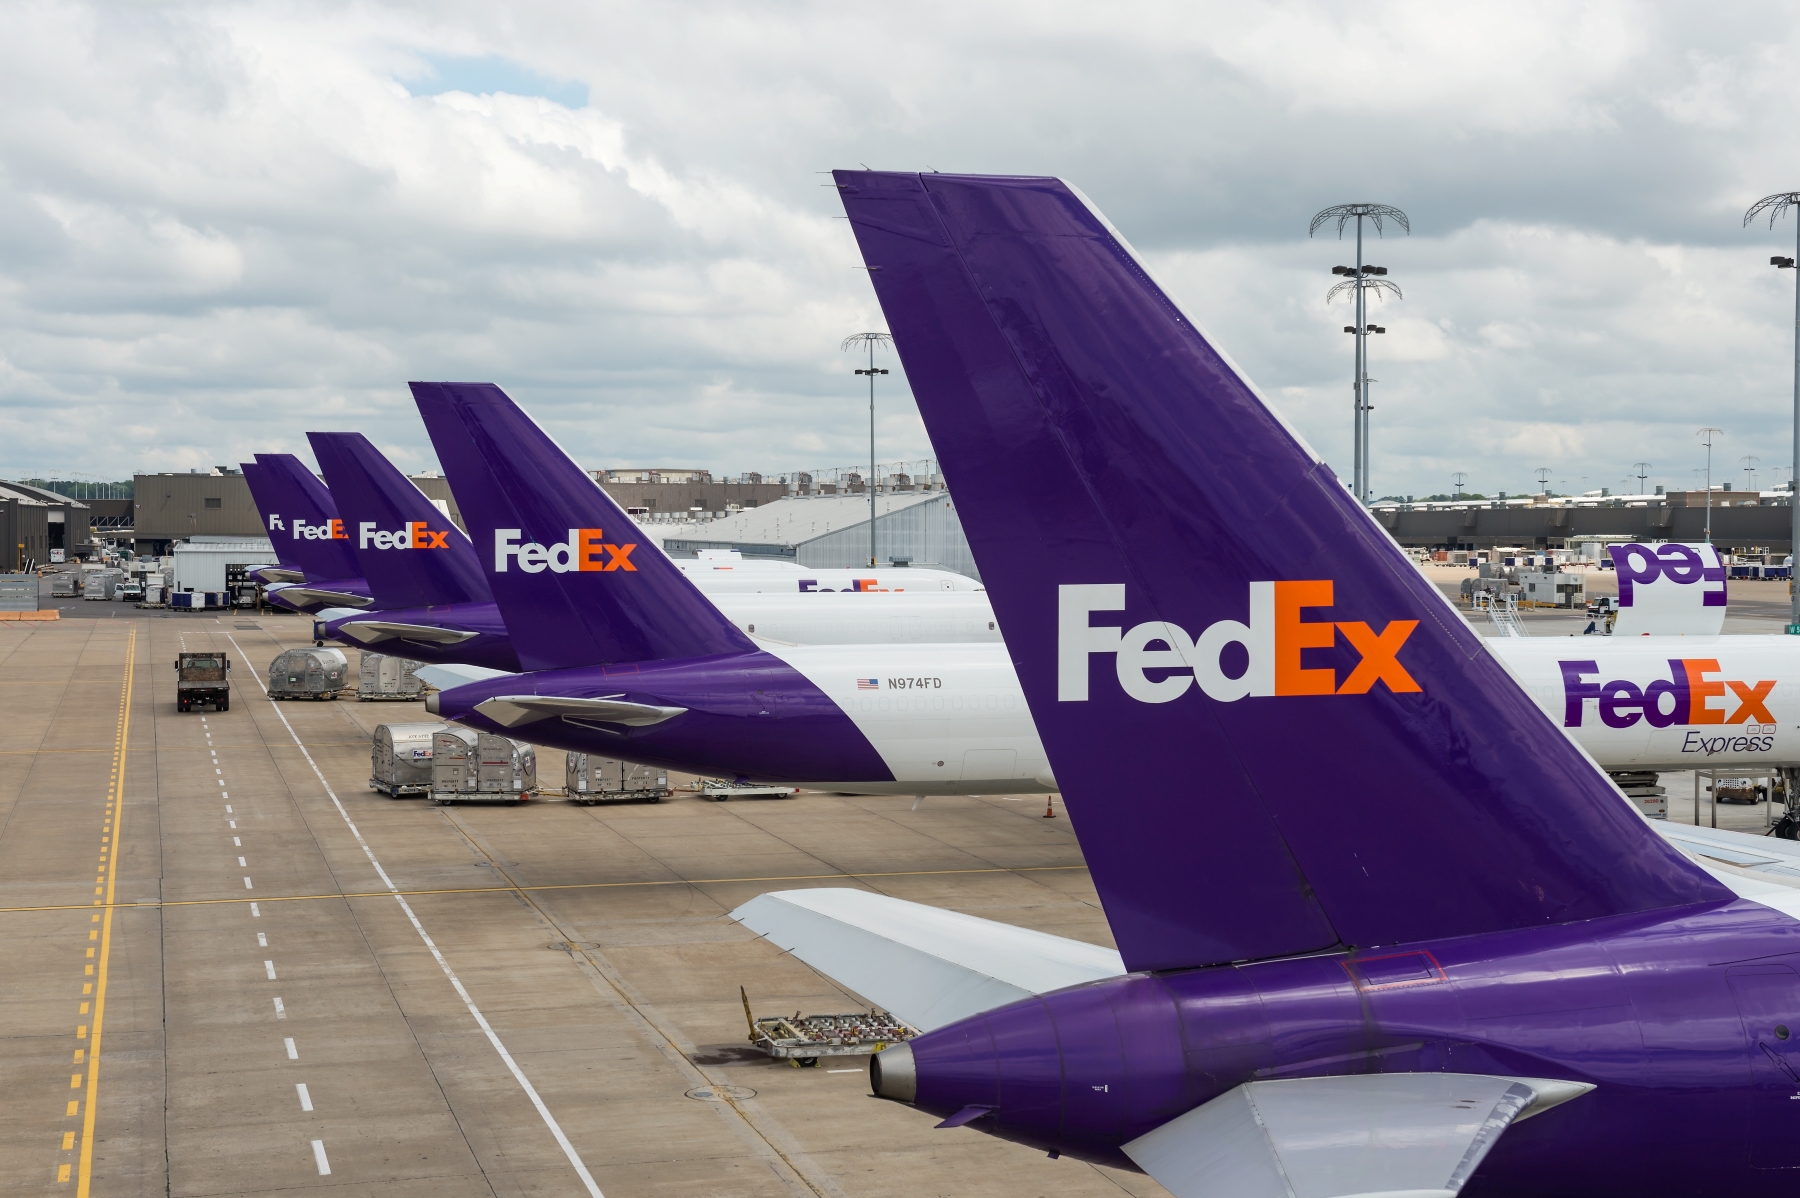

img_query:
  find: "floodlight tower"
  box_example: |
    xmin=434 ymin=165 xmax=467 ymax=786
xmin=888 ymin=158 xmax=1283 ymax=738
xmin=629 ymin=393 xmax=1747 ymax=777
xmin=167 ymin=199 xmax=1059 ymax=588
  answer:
xmin=1633 ymin=462 xmax=1651 ymax=495
xmin=1535 ymin=468 xmax=1551 ymax=495
xmin=1698 ymin=427 xmax=1723 ymax=544
xmin=1311 ymin=203 xmax=1409 ymax=504
xmin=1743 ymin=455 xmax=1761 ymax=494
xmin=1452 ymin=471 xmax=1467 ymax=498
xmin=842 ymin=332 xmax=893 ymax=567
xmin=1745 ymin=191 xmax=1800 ymax=628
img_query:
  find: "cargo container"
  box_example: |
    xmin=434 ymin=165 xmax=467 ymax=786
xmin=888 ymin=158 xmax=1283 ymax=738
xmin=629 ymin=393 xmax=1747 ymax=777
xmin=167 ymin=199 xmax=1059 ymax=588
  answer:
xmin=267 ymin=647 xmax=349 ymax=700
xmin=83 ymin=568 xmax=123 ymax=600
xmin=429 ymin=728 xmax=536 ymax=805
xmin=566 ymin=753 xmax=669 ymax=804
xmin=357 ymin=652 xmax=424 ymax=701
xmin=369 ymin=722 xmax=448 ymax=797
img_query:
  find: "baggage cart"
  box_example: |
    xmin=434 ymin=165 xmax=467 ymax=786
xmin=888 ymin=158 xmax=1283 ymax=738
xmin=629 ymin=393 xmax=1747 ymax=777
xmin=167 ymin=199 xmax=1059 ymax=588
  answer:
xmin=566 ymin=753 xmax=669 ymax=803
xmin=429 ymin=729 xmax=536 ymax=805
xmin=358 ymin=652 xmax=425 ymax=701
xmin=702 ymin=779 xmax=797 ymax=801
xmin=740 ymin=988 xmax=915 ymax=1067
xmin=370 ymin=722 xmax=448 ymax=797
xmin=268 ymin=647 xmax=349 ymax=700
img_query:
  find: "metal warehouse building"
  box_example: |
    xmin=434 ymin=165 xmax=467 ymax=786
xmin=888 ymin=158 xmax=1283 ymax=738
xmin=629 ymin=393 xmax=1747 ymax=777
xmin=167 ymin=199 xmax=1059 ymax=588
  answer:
xmin=1 ymin=482 xmax=92 ymax=569
xmin=661 ymin=493 xmax=979 ymax=579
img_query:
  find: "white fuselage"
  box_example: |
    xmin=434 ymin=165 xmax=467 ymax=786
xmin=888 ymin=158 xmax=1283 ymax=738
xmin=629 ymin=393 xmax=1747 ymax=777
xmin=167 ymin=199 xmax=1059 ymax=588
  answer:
xmin=681 ymin=565 xmax=982 ymax=593
xmin=760 ymin=641 xmax=1051 ymax=795
xmin=1487 ymin=636 xmax=1797 ymax=770
xmin=720 ymin=592 xmax=1000 ymax=646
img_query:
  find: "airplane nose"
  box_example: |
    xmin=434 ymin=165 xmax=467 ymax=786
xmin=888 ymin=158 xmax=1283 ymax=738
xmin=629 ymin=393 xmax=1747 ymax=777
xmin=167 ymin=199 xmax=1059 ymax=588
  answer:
xmin=870 ymin=1042 xmax=915 ymax=1103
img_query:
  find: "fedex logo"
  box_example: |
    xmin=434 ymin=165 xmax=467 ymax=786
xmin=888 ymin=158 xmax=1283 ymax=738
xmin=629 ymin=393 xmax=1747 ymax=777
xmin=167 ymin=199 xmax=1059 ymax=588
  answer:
xmin=290 ymin=517 xmax=346 ymax=541
xmin=359 ymin=521 xmax=450 ymax=551
xmin=801 ymin=579 xmax=887 ymax=592
xmin=1560 ymin=659 xmax=1774 ymax=729
xmin=268 ymin=514 xmax=284 ymax=531
xmin=1610 ymin=544 xmax=1725 ymax=607
xmin=494 ymin=529 xmax=637 ymax=573
xmin=1059 ymin=582 xmax=1420 ymax=704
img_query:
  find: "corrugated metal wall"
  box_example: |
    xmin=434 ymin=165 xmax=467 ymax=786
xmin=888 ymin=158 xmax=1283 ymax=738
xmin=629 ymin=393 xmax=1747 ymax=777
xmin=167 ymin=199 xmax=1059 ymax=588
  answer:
xmin=796 ymin=494 xmax=981 ymax=580
xmin=134 ymin=473 xmax=264 ymax=539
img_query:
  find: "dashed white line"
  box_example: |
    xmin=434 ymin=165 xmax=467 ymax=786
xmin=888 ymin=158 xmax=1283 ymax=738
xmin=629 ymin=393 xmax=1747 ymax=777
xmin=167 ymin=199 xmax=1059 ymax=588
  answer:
xmin=225 ymin=805 xmax=232 ymax=813
xmin=826 ymin=1069 xmax=861 ymax=1073
xmin=225 ymin=631 xmax=605 ymax=1198
xmin=257 ymin=933 xmax=268 ymax=947
xmin=285 ymin=1037 xmax=298 ymax=1060
xmin=237 ymin=856 xmax=246 ymax=867
xmin=311 ymin=1139 xmax=330 ymax=1176
xmin=228 ymin=820 xmax=237 ymax=829
xmin=273 ymin=997 xmax=285 ymax=1019
xmin=264 ymin=960 xmax=277 ymax=980
xmin=233 ymin=837 xmax=241 ymax=847
xmin=296 ymin=1082 xmax=313 ymax=1111
xmin=243 ymin=877 xmax=253 ymax=890
xmin=249 ymin=902 xmax=260 ymax=917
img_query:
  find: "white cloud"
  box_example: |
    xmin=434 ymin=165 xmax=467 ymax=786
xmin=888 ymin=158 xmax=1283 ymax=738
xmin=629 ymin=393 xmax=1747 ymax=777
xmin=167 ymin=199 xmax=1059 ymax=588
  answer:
xmin=2 ymin=0 xmax=1800 ymax=502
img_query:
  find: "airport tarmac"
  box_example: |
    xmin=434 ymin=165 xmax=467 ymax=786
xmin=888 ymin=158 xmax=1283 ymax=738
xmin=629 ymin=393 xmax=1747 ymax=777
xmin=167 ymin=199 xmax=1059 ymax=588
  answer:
xmin=0 ymin=614 xmax=1161 ymax=1198
xmin=5 ymin=583 xmax=1791 ymax=1196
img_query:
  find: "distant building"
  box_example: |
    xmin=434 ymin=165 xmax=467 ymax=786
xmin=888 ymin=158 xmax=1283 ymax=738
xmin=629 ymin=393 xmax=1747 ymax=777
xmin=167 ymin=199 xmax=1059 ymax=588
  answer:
xmin=661 ymin=492 xmax=979 ymax=579
xmin=0 ymin=482 xmax=91 ymax=568
xmin=132 ymin=468 xmax=262 ymax=554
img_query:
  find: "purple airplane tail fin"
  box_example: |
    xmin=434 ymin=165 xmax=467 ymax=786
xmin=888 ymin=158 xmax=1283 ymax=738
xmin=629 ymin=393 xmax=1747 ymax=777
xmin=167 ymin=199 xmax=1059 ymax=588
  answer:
xmin=410 ymin=381 xmax=754 ymax=670
xmin=307 ymin=432 xmax=491 ymax=611
xmin=249 ymin=453 xmax=362 ymax=582
xmin=240 ymin=461 xmax=301 ymax=572
xmin=838 ymin=171 xmax=1726 ymax=973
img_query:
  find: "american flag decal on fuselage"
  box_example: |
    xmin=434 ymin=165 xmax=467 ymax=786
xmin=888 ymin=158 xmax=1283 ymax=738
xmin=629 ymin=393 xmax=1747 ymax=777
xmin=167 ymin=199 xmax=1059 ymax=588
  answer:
xmin=856 ymin=678 xmax=879 ymax=690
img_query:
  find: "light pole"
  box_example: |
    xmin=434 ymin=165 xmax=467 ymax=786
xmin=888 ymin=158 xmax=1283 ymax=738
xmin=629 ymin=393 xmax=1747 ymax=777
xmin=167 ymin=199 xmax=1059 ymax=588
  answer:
xmin=1743 ymin=455 xmax=1761 ymax=494
xmin=1310 ymin=203 xmax=1409 ymax=504
xmin=842 ymin=332 xmax=893 ymax=567
xmin=1698 ymin=427 xmax=1723 ymax=544
xmin=1452 ymin=471 xmax=1467 ymax=498
xmin=1633 ymin=462 xmax=1651 ymax=495
xmin=1745 ymin=192 xmax=1800 ymax=629
xmin=1534 ymin=468 xmax=1551 ymax=495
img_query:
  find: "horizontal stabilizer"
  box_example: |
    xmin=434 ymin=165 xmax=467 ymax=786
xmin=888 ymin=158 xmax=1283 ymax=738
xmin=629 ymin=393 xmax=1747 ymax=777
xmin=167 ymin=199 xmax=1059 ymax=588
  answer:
xmin=256 ymin=567 xmax=306 ymax=584
xmin=414 ymin=662 xmax=514 ymax=692
xmin=1122 ymin=1073 xmax=1593 ymax=1198
xmin=729 ymin=888 xmax=1124 ymax=1032
xmin=1657 ymin=823 xmax=1800 ymax=880
xmin=271 ymin=586 xmax=372 ymax=609
xmin=336 ymin=620 xmax=479 ymax=646
xmin=473 ymin=694 xmax=688 ymax=729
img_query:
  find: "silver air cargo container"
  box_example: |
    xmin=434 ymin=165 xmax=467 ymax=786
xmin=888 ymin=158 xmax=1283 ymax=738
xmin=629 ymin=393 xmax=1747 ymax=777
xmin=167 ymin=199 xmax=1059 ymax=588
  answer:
xmin=566 ymin=753 xmax=669 ymax=804
xmin=268 ymin=647 xmax=349 ymax=700
xmin=83 ymin=568 xmax=123 ymax=600
xmin=358 ymin=652 xmax=424 ymax=701
xmin=429 ymin=728 xmax=536 ymax=805
xmin=370 ymin=722 xmax=448 ymax=797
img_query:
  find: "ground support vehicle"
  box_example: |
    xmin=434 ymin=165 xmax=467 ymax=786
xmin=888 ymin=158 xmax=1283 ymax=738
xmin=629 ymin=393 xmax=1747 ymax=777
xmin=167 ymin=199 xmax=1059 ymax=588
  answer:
xmin=566 ymin=753 xmax=669 ymax=803
xmin=268 ymin=647 xmax=349 ymax=700
xmin=702 ymin=780 xmax=797 ymax=801
xmin=175 ymin=653 xmax=231 ymax=713
xmin=369 ymin=723 xmax=447 ymax=797
xmin=739 ymin=988 xmax=914 ymax=1068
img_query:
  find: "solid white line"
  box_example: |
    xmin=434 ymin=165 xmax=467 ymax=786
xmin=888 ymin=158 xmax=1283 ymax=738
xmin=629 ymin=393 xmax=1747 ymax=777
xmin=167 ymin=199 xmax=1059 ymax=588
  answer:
xmin=264 ymin=960 xmax=276 ymax=980
xmin=226 ymin=632 xmax=605 ymax=1198
xmin=285 ymin=1036 xmax=298 ymax=1059
xmin=826 ymin=1069 xmax=860 ymax=1073
xmin=273 ymin=997 xmax=285 ymax=1019
xmin=296 ymin=1082 xmax=313 ymax=1111
xmin=311 ymin=1139 xmax=330 ymax=1176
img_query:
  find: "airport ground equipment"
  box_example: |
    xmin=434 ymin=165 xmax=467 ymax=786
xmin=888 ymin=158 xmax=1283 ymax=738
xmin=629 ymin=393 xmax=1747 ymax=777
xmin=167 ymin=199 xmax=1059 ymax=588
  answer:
xmin=175 ymin=652 xmax=231 ymax=713
xmin=566 ymin=753 xmax=668 ymax=803
xmin=429 ymin=728 xmax=535 ymax=805
xmin=48 ymin=573 xmax=77 ymax=599
xmin=701 ymin=779 xmax=797 ymax=801
xmin=739 ymin=987 xmax=914 ymax=1067
xmin=1609 ymin=770 xmax=1668 ymax=820
xmin=357 ymin=651 xmax=424 ymax=701
xmin=369 ymin=722 xmax=448 ymax=797
xmin=267 ymin=647 xmax=349 ymax=700
xmin=83 ymin=568 xmax=122 ymax=600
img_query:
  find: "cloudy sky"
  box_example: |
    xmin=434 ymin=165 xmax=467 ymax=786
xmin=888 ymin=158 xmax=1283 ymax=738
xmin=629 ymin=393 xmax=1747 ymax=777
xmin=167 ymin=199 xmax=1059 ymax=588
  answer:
xmin=4 ymin=1 xmax=1800 ymax=500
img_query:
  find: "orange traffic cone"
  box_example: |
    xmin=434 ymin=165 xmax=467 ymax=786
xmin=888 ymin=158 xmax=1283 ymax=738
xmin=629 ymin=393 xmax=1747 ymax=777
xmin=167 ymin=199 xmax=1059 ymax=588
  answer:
xmin=1043 ymin=794 xmax=1057 ymax=819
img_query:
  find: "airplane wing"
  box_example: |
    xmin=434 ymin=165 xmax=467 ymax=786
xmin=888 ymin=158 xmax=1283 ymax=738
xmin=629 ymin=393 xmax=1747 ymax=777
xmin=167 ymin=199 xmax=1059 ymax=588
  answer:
xmin=1122 ymin=1073 xmax=1593 ymax=1198
xmin=414 ymin=663 xmax=514 ymax=691
xmin=729 ymin=888 xmax=1124 ymax=1032
xmin=1656 ymin=823 xmax=1800 ymax=881
xmin=473 ymin=694 xmax=687 ymax=729
xmin=335 ymin=620 xmax=480 ymax=646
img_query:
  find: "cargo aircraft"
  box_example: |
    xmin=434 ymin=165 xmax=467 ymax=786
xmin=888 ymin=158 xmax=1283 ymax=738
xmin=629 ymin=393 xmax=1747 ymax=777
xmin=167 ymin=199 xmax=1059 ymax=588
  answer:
xmin=239 ymin=453 xmax=372 ymax=612
xmin=722 ymin=169 xmax=1800 ymax=1197
xmin=304 ymin=431 xmax=1002 ymax=669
